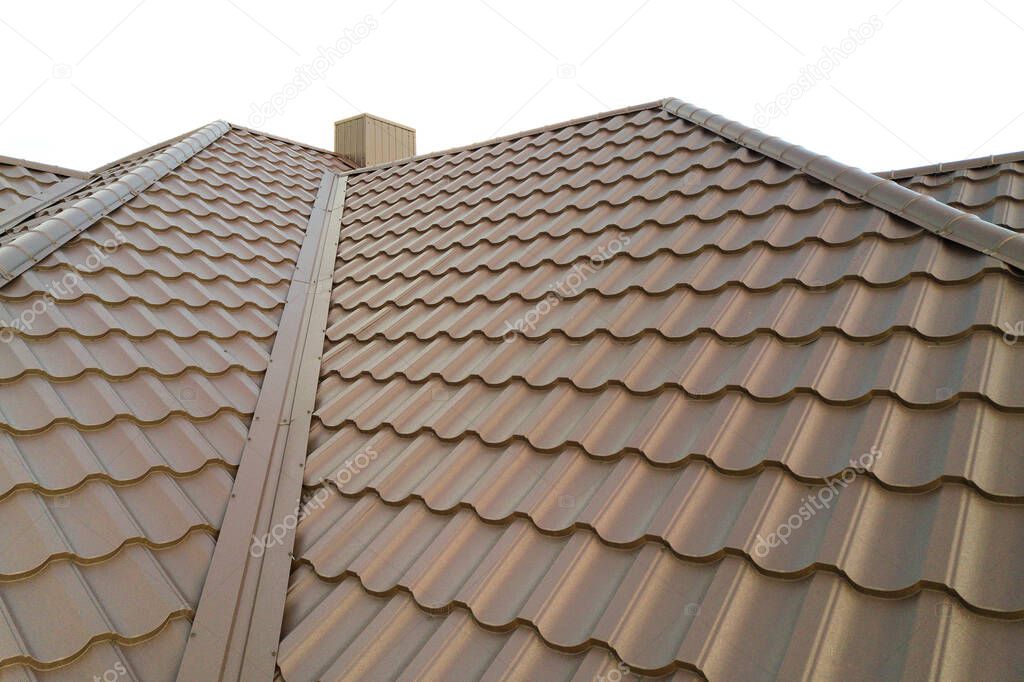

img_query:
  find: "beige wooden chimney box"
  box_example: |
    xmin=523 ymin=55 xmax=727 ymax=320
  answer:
xmin=334 ymin=114 xmax=415 ymax=167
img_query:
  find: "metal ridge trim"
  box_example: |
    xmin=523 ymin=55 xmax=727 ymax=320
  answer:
xmin=877 ymin=149 xmax=1024 ymax=180
xmin=661 ymin=98 xmax=1024 ymax=269
xmin=0 ymin=154 xmax=89 ymax=179
xmin=90 ymin=124 xmax=206 ymax=175
xmin=176 ymin=171 xmax=347 ymax=682
xmin=0 ymin=121 xmax=230 ymax=286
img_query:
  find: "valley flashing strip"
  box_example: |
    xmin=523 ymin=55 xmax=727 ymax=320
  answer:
xmin=177 ymin=171 xmax=347 ymax=682
xmin=0 ymin=121 xmax=230 ymax=285
xmin=661 ymin=98 xmax=1024 ymax=269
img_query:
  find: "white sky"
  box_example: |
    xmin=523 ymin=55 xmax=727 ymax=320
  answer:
xmin=0 ymin=0 xmax=1020 ymax=173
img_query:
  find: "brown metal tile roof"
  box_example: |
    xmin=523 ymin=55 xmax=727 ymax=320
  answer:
xmin=0 ymin=122 xmax=352 ymax=679
xmin=879 ymin=153 xmax=1024 ymax=232
xmin=2 ymin=97 xmax=1023 ymax=681
xmin=278 ymin=101 xmax=1024 ymax=680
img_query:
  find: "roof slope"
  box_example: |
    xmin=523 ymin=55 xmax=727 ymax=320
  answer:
xmin=0 ymin=124 xmax=351 ymax=679
xmin=0 ymin=157 xmax=88 ymax=213
xmin=278 ymin=101 xmax=1024 ymax=680
xmin=879 ymin=151 xmax=1024 ymax=232
xmin=1 ymin=98 xmax=1022 ymax=681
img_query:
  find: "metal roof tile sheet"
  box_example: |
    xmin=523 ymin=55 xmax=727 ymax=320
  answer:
xmin=885 ymin=159 xmax=1024 ymax=233
xmin=0 ymin=126 xmax=352 ymax=676
xmin=281 ymin=101 xmax=1024 ymax=680
xmin=3 ymin=98 xmax=1022 ymax=680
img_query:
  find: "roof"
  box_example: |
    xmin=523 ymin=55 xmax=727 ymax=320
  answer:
xmin=0 ymin=156 xmax=91 ymax=240
xmin=878 ymin=152 xmax=1024 ymax=232
xmin=0 ymin=155 xmax=87 ymax=211
xmin=0 ymin=122 xmax=352 ymax=680
xmin=0 ymin=98 xmax=1022 ymax=681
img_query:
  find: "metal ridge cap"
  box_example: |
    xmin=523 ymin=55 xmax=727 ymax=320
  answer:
xmin=89 ymin=124 xmax=209 ymax=175
xmin=661 ymin=98 xmax=1024 ymax=270
xmin=877 ymin=149 xmax=1024 ymax=180
xmin=0 ymin=121 xmax=229 ymax=286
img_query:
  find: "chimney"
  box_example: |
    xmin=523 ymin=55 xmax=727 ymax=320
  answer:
xmin=334 ymin=113 xmax=415 ymax=167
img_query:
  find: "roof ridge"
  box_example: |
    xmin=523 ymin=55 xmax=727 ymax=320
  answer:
xmin=341 ymin=99 xmax=667 ymax=176
xmin=877 ymin=150 xmax=1024 ymax=180
xmin=227 ymin=124 xmax=357 ymax=168
xmin=0 ymin=154 xmax=89 ymax=179
xmin=0 ymin=121 xmax=230 ymax=287
xmin=661 ymin=98 xmax=1024 ymax=270
xmin=90 ymin=125 xmax=207 ymax=175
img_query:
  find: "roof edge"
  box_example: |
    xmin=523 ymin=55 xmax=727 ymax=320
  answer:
xmin=90 ymin=125 xmax=206 ymax=175
xmin=228 ymin=123 xmax=358 ymax=169
xmin=0 ymin=121 xmax=230 ymax=286
xmin=877 ymin=150 xmax=1024 ymax=180
xmin=333 ymin=112 xmax=415 ymax=132
xmin=661 ymin=98 xmax=1024 ymax=269
xmin=0 ymin=154 xmax=89 ymax=179
xmin=341 ymin=99 xmax=666 ymax=176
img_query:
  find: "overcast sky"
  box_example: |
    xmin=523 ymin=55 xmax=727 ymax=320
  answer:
xmin=0 ymin=0 xmax=1020 ymax=173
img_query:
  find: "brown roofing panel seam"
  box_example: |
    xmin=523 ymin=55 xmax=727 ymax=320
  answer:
xmin=0 ymin=121 xmax=230 ymax=286
xmin=661 ymin=98 xmax=1024 ymax=269
xmin=176 ymin=172 xmax=347 ymax=682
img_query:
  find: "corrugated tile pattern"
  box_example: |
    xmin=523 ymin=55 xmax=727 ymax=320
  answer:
xmin=0 ymin=147 xmax=166 ymax=244
xmin=0 ymin=162 xmax=70 ymax=214
xmin=282 ymin=105 xmax=1024 ymax=680
xmin=888 ymin=159 xmax=1024 ymax=232
xmin=0 ymin=127 xmax=350 ymax=678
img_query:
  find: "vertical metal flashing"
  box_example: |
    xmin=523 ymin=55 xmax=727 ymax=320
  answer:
xmin=177 ymin=171 xmax=347 ymax=681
